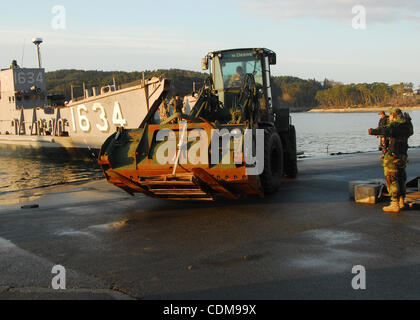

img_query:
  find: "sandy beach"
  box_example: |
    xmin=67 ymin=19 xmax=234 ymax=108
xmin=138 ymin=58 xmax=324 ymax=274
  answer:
xmin=309 ymin=106 xmax=420 ymax=113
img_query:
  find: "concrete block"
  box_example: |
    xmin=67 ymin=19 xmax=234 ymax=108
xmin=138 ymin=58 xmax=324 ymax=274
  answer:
xmin=349 ymin=180 xmax=386 ymax=200
xmin=355 ymin=184 xmax=381 ymax=204
xmin=349 ymin=181 xmax=370 ymax=200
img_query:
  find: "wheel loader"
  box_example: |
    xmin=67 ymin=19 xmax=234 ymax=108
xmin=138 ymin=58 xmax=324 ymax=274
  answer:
xmin=98 ymin=48 xmax=297 ymax=201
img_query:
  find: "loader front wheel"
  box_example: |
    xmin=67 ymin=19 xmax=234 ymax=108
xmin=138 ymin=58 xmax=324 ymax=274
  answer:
xmin=260 ymin=130 xmax=284 ymax=195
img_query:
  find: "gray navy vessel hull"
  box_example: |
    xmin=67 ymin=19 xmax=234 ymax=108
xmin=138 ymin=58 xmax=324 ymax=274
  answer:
xmin=0 ymin=65 xmax=169 ymax=159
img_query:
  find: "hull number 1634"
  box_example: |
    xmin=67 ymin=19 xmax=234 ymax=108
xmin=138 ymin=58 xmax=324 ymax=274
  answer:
xmin=70 ymin=102 xmax=127 ymax=133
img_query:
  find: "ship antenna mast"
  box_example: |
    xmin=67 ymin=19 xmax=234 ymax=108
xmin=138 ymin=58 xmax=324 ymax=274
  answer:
xmin=32 ymin=37 xmax=43 ymax=68
xmin=21 ymin=38 xmax=26 ymax=67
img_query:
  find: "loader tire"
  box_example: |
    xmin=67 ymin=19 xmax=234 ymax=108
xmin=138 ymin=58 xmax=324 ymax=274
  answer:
xmin=284 ymin=125 xmax=298 ymax=178
xmin=260 ymin=130 xmax=284 ymax=195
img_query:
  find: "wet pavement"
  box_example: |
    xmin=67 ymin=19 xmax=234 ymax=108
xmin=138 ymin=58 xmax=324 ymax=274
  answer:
xmin=1 ymin=150 xmax=420 ymax=300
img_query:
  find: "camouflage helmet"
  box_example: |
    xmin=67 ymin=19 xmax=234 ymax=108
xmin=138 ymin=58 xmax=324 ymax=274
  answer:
xmin=390 ymin=108 xmax=402 ymax=116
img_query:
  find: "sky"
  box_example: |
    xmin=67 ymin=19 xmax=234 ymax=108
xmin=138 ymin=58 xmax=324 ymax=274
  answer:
xmin=0 ymin=0 xmax=419 ymax=86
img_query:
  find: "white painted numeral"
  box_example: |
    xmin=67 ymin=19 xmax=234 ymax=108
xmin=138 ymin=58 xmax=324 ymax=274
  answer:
xmin=27 ymin=72 xmax=35 ymax=84
xmin=112 ymin=102 xmax=127 ymax=127
xmin=36 ymin=72 xmax=43 ymax=83
xmin=77 ymin=105 xmax=90 ymax=132
xmin=18 ymin=72 xmax=26 ymax=84
xmin=93 ymin=103 xmax=109 ymax=132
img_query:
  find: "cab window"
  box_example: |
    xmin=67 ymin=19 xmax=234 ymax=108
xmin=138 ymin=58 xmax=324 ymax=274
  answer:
xmin=220 ymin=53 xmax=263 ymax=89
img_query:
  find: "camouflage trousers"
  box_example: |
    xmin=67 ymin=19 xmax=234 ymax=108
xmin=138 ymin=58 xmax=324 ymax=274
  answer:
xmin=159 ymin=104 xmax=170 ymax=122
xmin=383 ymin=154 xmax=408 ymax=202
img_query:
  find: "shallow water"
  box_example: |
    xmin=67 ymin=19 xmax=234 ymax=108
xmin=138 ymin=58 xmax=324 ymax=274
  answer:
xmin=0 ymin=156 xmax=103 ymax=202
xmin=293 ymin=110 xmax=420 ymax=158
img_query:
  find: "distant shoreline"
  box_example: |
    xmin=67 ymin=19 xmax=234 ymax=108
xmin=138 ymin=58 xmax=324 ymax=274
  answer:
xmin=308 ymin=105 xmax=420 ymax=113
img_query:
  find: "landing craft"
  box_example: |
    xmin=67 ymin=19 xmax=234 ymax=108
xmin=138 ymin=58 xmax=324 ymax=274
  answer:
xmin=0 ymin=38 xmax=169 ymax=159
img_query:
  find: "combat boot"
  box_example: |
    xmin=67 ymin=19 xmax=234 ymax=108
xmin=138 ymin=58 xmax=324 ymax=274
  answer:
xmin=383 ymin=201 xmax=400 ymax=214
xmin=399 ymin=197 xmax=406 ymax=210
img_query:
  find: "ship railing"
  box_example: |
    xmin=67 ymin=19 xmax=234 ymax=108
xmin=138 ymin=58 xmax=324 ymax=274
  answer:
xmin=70 ymin=78 xmax=153 ymax=102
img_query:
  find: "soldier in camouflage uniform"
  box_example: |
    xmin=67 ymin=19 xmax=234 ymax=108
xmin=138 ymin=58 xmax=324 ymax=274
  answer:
xmin=159 ymin=101 xmax=170 ymax=123
xmin=369 ymin=108 xmax=413 ymax=213
xmin=170 ymin=94 xmax=184 ymax=115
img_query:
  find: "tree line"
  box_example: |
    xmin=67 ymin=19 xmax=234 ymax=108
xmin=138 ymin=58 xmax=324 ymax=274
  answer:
xmin=46 ymin=69 xmax=207 ymax=100
xmin=46 ymin=70 xmax=419 ymax=111
xmin=315 ymin=82 xmax=418 ymax=109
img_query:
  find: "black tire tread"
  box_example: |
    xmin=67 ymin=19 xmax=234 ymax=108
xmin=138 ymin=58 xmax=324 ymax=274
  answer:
xmin=260 ymin=129 xmax=284 ymax=194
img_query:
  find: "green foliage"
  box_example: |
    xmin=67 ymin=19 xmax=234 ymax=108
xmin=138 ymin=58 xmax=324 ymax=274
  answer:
xmin=46 ymin=70 xmax=417 ymax=111
xmin=46 ymin=69 xmax=208 ymax=100
xmin=315 ymin=82 xmax=416 ymax=108
xmin=271 ymin=76 xmax=323 ymax=111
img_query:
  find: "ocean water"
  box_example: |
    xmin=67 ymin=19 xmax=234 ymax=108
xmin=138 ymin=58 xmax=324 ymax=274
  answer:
xmin=293 ymin=110 xmax=420 ymax=158
xmin=0 ymin=110 xmax=419 ymax=200
xmin=0 ymin=156 xmax=103 ymax=204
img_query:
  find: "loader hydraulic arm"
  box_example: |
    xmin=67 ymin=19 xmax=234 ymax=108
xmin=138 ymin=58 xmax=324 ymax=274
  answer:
xmin=230 ymin=73 xmax=260 ymax=127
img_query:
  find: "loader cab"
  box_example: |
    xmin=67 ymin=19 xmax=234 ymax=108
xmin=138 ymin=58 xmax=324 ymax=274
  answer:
xmin=203 ymin=48 xmax=276 ymax=118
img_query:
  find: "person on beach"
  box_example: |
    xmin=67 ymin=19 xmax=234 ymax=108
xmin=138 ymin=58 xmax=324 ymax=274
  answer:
xmin=369 ymin=108 xmax=413 ymax=213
